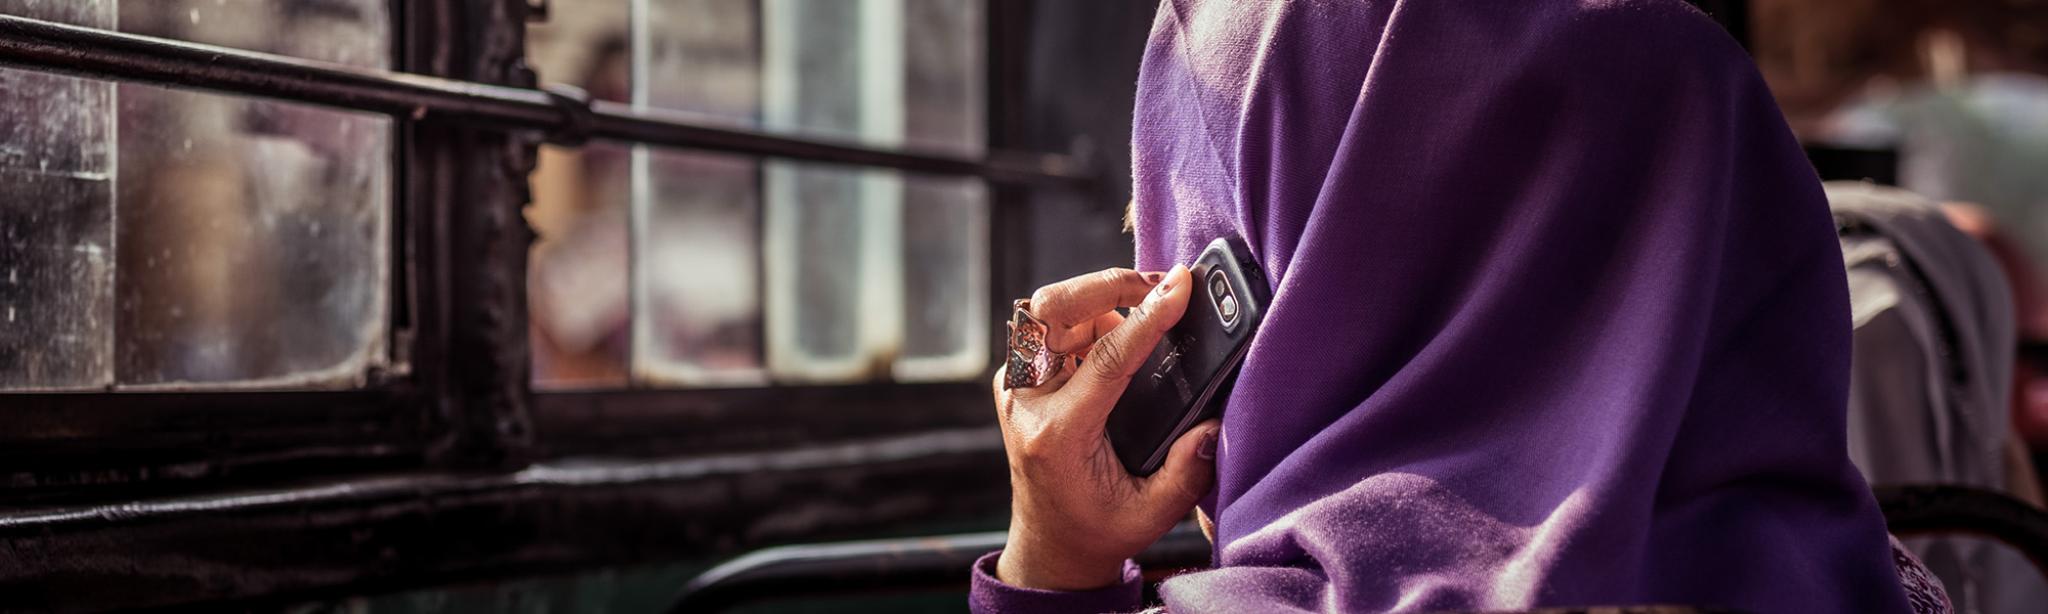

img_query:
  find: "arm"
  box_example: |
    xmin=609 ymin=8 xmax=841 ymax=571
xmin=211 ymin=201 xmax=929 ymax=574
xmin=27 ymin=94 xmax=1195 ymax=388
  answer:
xmin=973 ymin=265 xmax=1219 ymax=613
xmin=969 ymin=551 xmax=1143 ymax=614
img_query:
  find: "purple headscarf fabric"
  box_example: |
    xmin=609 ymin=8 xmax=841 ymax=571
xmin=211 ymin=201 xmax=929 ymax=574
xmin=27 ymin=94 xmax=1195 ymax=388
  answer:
xmin=1124 ymin=0 xmax=1910 ymax=611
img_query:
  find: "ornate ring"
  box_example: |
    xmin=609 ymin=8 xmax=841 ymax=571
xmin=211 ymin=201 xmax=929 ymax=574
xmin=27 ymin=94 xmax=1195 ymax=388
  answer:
xmin=1004 ymin=299 xmax=1067 ymax=390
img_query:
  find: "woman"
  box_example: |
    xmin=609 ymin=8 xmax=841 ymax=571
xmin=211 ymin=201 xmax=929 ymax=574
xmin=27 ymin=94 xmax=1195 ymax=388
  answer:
xmin=974 ymin=1 xmax=1934 ymax=612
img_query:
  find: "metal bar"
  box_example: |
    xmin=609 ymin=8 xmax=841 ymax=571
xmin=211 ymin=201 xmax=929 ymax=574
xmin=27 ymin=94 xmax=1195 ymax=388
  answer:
xmin=667 ymin=523 xmax=1212 ymax=613
xmin=666 ymin=523 xmax=1213 ymax=613
xmin=1877 ymin=485 xmax=2048 ymax=579
xmin=0 ymin=13 xmax=1091 ymax=188
xmin=590 ymin=101 xmax=1088 ymax=188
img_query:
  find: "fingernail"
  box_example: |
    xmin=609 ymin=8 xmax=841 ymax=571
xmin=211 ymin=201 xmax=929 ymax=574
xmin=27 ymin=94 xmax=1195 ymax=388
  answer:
xmin=1141 ymin=271 xmax=1164 ymax=284
xmin=1153 ymin=266 xmax=1183 ymax=297
xmin=1197 ymin=429 xmax=1218 ymax=460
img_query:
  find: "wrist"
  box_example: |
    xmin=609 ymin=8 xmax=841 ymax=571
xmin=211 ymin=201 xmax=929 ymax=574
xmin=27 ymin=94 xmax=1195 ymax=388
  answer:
xmin=997 ymin=522 xmax=1127 ymax=591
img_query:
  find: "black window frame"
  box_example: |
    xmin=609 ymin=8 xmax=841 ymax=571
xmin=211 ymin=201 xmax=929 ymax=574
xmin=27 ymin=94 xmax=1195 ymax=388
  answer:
xmin=0 ymin=0 xmax=1084 ymax=478
xmin=0 ymin=0 xmax=1102 ymax=608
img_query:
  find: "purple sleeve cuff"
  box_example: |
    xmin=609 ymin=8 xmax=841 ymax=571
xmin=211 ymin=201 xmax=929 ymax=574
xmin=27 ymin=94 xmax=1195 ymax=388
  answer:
xmin=968 ymin=550 xmax=1145 ymax=614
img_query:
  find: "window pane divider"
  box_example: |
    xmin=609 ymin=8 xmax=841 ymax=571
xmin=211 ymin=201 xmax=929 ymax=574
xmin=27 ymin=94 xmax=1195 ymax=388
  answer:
xmin=0 ymin=12 xmax=1092 ymax=189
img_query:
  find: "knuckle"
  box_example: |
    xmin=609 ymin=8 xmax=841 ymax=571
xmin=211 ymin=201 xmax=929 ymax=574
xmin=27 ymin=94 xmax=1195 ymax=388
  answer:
xmin=1087 ymin=336 xmax=1131 ymax=379
xmin=1029 ymin=284 xmax=1063 ymax=311
xmin=1095 ymin=268 xmax=1133 ymax=288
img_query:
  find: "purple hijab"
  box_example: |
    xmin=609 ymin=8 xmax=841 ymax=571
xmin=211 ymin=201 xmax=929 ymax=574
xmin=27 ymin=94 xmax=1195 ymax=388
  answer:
xmin=1129 ymin=0 xmax=1911 ymax=611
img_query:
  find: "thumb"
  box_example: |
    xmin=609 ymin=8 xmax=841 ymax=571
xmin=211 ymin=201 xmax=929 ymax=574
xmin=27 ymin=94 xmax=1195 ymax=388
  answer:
xmin=1142 ymin=420 xmax=1221 ymax=511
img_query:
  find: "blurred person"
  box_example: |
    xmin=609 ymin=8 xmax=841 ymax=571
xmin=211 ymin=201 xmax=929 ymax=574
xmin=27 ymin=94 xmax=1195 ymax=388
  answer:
xmin=1832 ymin=182 xmax=2047 ymax=614
xmin=1755 ymin=0 xmax=2048 ymax=268
xmin=527 ymin=31 xmax=634 ymax=386
xmin=115 ymin=0 xmax=390 ymax=384
xmin=527 ymin=0 xmax=767 ymax=385
xmin=1940 ymin=203 xmax=2048 ymax=476
xmin=973 ymin=1 xmax=1943 ymax=612
xmin=1824 ymin=70 xmax=2048 ymax=272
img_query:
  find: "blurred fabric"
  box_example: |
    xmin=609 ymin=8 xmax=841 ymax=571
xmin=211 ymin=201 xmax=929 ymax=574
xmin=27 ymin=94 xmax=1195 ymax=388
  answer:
xmin=1832 ymin=181 xmax=2048 ymax=614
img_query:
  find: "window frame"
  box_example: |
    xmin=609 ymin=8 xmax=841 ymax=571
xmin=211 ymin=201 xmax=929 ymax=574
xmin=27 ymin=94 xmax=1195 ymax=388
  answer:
xmin=0 ymin=0 xmax=1084 ymax=477
xmin=0 ymin=0 xmax=1098 ymax=608
xmin=0 ymin=0 xmax=437 ymax=492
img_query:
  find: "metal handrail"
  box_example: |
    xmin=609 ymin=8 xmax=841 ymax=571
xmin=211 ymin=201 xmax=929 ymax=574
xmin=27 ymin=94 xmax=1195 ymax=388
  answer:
xmin=668 ymin=523 xmax=1213 ymax=613
xmin=0 ymin=13 xmax=1091 ymax=188
xmin=1877 ymin=485 xmax=2048 ymax=578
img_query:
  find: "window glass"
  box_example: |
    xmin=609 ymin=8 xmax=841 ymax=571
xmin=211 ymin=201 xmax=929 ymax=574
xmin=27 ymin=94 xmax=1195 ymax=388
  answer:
xmin=634 ymin=149 xmax=767 ymax=385
xmin=119 ymin=0 xmax=391 ymax=70
xmin=895 ymin=0 xmax=987 ymax=380
xmin=116 ymin=0 xmax=392 ymax=387
xmin=0 ymin=0 xmax=117 ymax=390
xmin=111 ymin=91 xmax=391 ymax=387
xmin=632 ymin=0 xmax=768 ymax=385
xmin=629 ymin=0 xmax=987 ymax=386
xmin=899 ymin=176 xmax=988 ymax=381
xmin=529 ymin=0 xmax=634 ymax=388
xmin=527 ymin=0 xmax=988 ymax=388
xmin=0 ymin=0 xmax=393 ymax=389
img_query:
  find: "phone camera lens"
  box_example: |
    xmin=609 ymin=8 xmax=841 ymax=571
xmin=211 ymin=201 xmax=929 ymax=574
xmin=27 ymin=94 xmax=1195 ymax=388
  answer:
xmin=1208 ymin=269 xmax=1238 ymax=326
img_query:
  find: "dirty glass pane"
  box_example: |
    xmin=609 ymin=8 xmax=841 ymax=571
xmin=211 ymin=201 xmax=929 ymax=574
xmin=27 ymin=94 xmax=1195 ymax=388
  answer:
xmin=0 ymin=0 xmax=117 ymax=390
xmin=632 ymin=0 xmax=768 ymax=386
xmin=529 ymin=0 xmax=633 ymax=388
xmin=762 ymin=0 xmax=987 ymax=382
xmin=119 ymin=0 xmax=391 ymax=69
xmin=2 ymin=0 xmax=392 ymax=390
xmin=759 ymin=0 xmax=880 ymax=382
xmin=104 ymin=0 xmax=391 ymax=387
xmin=111 ymin=91 xmax=391 ymax=387
xmin=898 ymin=177 xmax=987 ymax=381
xmin=895 ymin=0 xmax=986 ymax=380
xmin=634 ymin=150 xmax=766 ymax=385
xmin=631 ymin=0 xmax=985 ymax=385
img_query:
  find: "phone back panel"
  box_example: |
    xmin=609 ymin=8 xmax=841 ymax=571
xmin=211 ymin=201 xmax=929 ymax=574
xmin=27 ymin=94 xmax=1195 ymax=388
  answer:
xmin=1105 ymin=237 xmax=1268 ymax=476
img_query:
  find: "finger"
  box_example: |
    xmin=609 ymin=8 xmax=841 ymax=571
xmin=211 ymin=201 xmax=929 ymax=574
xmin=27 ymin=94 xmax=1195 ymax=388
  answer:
xmin=1047 ymin=310 xmax=1125 ymax=355
xmin=1008 ymin=354 xmax=1078 ymax=402
xmin=1060 ymin=264 xmax=1193 ymax=421
xmin=1029 ymin=268 xmax=1160 ymax=330
xmin=1141 ymin=420 xmax=1221 ymax=512
xmin=994 ymin=362 xmax=1072 ymax=435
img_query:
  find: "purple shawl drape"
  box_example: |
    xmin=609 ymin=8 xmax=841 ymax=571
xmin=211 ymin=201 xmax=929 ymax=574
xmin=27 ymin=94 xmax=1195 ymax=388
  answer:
xmin=1130 ymin=1 xmax=1911 ymax=611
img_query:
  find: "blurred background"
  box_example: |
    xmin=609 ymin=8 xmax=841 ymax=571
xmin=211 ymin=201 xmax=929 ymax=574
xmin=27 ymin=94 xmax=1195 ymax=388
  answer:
xmin=4 ymin=0 xmax=2048 ymax=612
xmin=1751 ymin=0 xmax=2048 ymax=484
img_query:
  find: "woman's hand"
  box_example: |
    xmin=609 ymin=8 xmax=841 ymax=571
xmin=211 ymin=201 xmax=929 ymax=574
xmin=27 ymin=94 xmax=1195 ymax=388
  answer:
xmin=992 ymin=265 xmax=1223 ymax=591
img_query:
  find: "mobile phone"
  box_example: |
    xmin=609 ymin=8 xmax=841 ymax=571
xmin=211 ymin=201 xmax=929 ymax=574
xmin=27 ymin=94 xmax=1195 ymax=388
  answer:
xmin=1105 ymin=237 xmax=1269 ymax=476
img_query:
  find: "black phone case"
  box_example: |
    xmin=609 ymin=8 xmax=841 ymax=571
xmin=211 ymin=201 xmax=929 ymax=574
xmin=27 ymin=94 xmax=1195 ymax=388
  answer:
xmin=1105 ymin=237 xmax=1268 ymax=476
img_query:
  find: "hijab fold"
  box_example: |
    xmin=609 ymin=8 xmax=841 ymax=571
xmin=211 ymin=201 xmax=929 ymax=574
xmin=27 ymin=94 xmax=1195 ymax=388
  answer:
xmin=1131 ymin=1 xmax=1911 ymax=611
